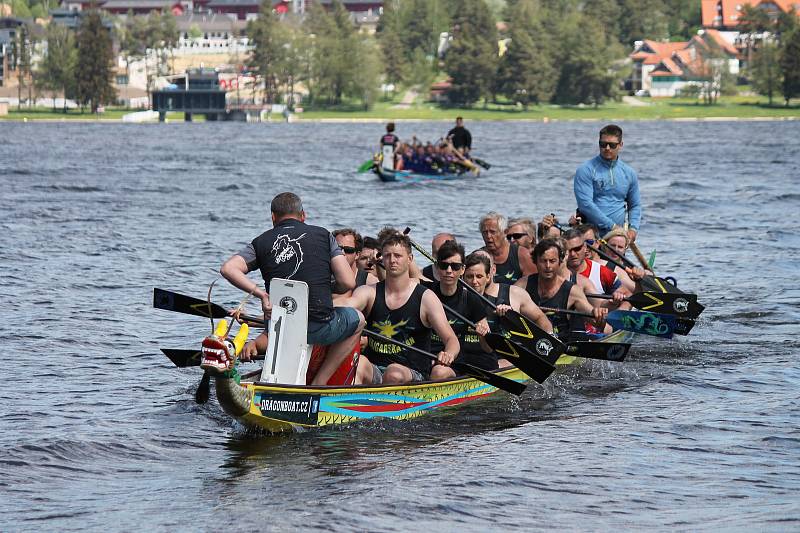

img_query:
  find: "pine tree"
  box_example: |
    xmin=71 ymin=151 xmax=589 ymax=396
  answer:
xmin=495 ymin=0 xmax=557 ymax=108
xmin=74 ymin=10 xmax=117 ymax=113
xmin=444 ymin=0 xmax=498 ymax=106
xmin=781 ymin=28 xmax=800 ymax=105
xmin=376 ymin=0 xmax=408 ymax=86
xmin=553 ymin=14 xmax=622 ymax=106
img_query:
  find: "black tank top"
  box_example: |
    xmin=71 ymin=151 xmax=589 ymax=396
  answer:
xmin=428 ymin=284 xmax=493 ymax=369
xmin=485 ymin=283 xmax=511 ymax=338
xmin=365 ymin=282 xmax=431 ymax=377
xmin=524 ymin=274 xmax=573 ymax=339
xmin=494 ymin=243 xmax=523 ymax=285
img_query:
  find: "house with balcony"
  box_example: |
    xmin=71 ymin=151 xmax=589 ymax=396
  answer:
xmin=629 ymin=29 xmax=740 ymax=96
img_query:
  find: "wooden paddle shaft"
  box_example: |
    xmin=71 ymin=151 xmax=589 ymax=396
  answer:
xmin=629 ymin=242 xmax=651 ymax=271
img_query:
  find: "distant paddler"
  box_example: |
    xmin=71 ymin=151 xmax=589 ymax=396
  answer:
xmin=379 ymin=122 xmax=399 ymax=171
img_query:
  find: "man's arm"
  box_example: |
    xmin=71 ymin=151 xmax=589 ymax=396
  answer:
xmin=510 ymin=286 xmax=554 ymax=334
xmin=465 ymin=129 xmax=472 ymax=150
xmin=331 ymin=254 xmax=356 ymax=292
xmin=626 ymin=168 xmax=642 ymax=235
xmin=569 ymin=284 xmax=607 ymax=323
xmin=220 ymin=253 xmax=271 ymax=317
xmin=574 ymin=164 xmax=615 ymax=231
xmin=421 ymin=290 xmax=459 ymax=365
xmin=518 ymin=245 xmax=536 ymax=276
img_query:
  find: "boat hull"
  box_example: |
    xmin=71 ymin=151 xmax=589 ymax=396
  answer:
xmin=373 ymin=165 xmax=469 ymax=183
xmin=217 ymin=366 xmax=528 ymax=433
xmin=215 ymin=330 xmax=635 ymax=433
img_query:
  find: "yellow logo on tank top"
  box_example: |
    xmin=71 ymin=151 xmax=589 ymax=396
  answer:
xmin=372 ymin=318 xmax=409 ymax=339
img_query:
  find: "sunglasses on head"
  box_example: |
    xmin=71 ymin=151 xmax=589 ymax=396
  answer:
xmin=506 ymin=232 xmax=527 ymax=241
xmin=599 ymin=141 xmax=619 ymax=149
xmin=341 ymin=246 xmax=358 ymax=254
xmin=436 ymin=260 xmax=463 ymax=271
xmin=585 ymin=239 xmax=596 ymax=246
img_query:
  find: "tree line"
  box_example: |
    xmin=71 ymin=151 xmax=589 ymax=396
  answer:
xmin=377 ymin=0 xmax=634 ymax=108
xmin=14 ymin=0 xmax=800 ymax=112
xmin=738 ymin=4 xmax=800 ymax=106
xmin=21 ymin=10 xmax=178 ymax=112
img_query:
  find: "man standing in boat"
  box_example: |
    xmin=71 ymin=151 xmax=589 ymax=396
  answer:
xmin=346 ymin=232 xmax=459 ymax=385
xmin=574 ymin=124 xmax=642 ymax=243
xmin=447 ymin=117 xmax=472 ymax=154
xmin=220 ymin=192 xmax=365 ymax=385
xmin=380 ymin=122 xmax=399 ymax=170
xmin=479 ymin=212 xmax=536 ymax=285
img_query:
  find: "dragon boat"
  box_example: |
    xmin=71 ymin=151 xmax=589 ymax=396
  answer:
xmin=173 ymin=278 xmax=635 ymax=433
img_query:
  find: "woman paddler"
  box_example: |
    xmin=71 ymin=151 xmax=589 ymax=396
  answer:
xmin=426 ymin=240 xmax=495 ymax=379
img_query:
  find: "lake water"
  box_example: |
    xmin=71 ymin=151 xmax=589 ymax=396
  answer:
xmin=2 ymin=119 xmax=799 ymax=531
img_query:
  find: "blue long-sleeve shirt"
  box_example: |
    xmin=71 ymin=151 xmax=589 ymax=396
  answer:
xmin=573 ymin=155 xmax=641 ymax=234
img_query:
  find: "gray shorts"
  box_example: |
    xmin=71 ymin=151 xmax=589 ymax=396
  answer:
xmin=306 ymin=307 xmax=360 ymax=346
xmin=370 ymin=364 xmax=425 ymax=384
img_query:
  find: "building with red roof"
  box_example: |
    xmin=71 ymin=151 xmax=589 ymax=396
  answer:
xmin=629 ymin=29 xmax=740 ymax=96
xmin=702 ymin=0 xmax=800 ymax=30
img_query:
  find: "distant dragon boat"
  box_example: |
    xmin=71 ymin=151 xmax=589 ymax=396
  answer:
xmin=373 ymin=164 xmax=475 ymax=183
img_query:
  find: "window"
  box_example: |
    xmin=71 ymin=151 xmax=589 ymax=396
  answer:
xmin=116 ymin=75 xmax=129 ymax=85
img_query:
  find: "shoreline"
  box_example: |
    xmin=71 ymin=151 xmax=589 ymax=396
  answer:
xmin=2 ymin=115 xmax=798 ymax=124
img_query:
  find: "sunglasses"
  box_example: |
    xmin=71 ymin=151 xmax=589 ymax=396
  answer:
xmin=436 ymin=261 xmax=464 ymax=271
xmin=341 ymin=246 xmax=358 ymax=254
xmin=585 ymin=239 xmax=596 ymax=246
xmin=599 ymin=141 xmax=619 ymax=149
xmin=506 ymin=232 xmax=528 ymax=241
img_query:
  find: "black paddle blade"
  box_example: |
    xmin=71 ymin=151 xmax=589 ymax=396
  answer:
xmin=452 ymin=362 xmax=527 ymax=396
xmin=565 ymin=341 xmax=631 ymax=362
xmin=498 ymin=310 xmax=566 ymax=365
xmin=162 ymin=348 xmax=204 ymax=367
xmin=673 ymin=318 xmax=696 ymax=336
xmin=484 ymin=334 xmax=555 ymax=384
xmin=153 ymin=288 xmax=228 ymax=319
xmin=195 ymin=372 xmax=211 ymax=404
xmin=626 ymin=291 xmax=704 ymax=319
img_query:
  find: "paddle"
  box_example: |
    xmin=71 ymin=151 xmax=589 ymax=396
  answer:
xmin=153 ymin=288 xmax=265 ymax=326
xmin=472 ymin=157 xmax=491 ymax=170
xmin=404 ymin=228 xmax=567 ymax=366
xmin=564 ymin=340 xmax=631 ymax=362
xmin=629 ymin=242 xmax=651 ymax=271
xmin=586 ymin=245 xmax=704 ymax=318
xmin=540 ymin=306 xmax=680 ymax=339
xmin=586 ymin=293 xmax=696 ymax=335
xmin=438 ymin=301 xmax=555 ymax=384
xmin=161 ymin=348 xmax=264 ymax=368
xmin=363 ymin=329 xmax=526 ymax=396
xmin=357 ymin=159 xmax=375 ymax=173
